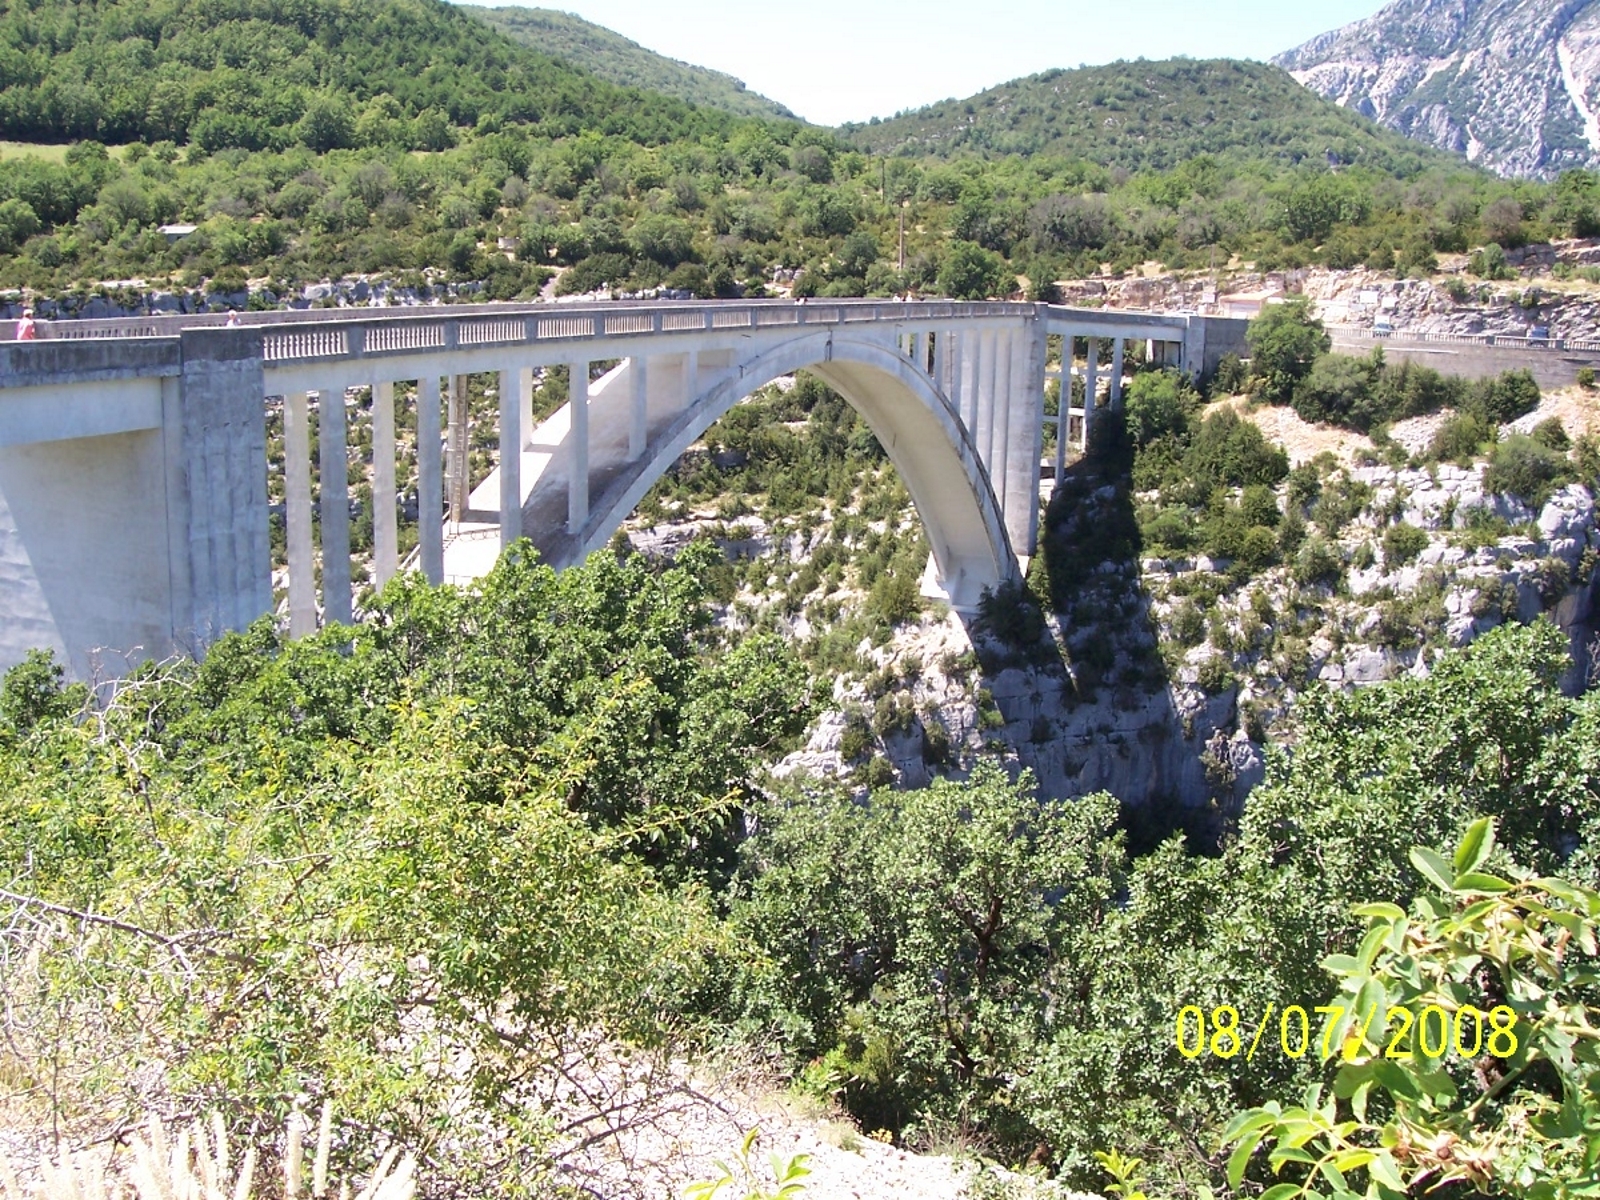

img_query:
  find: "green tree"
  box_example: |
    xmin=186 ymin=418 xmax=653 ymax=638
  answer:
xmin=1123 ymin=369 xmax=1197 ymax=447
xmin=936 ymin=239 xmax=1008 ymax=299
xmin=1248 ymin=299 xmax=1332 ymax=405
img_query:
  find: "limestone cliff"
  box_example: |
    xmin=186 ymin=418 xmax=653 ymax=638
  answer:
xmin=1275 ymin=0 xmax=1600 ymax=179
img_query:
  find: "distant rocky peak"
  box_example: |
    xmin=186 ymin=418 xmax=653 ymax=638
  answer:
xmin=1275 ymin=0 xmax=1600 ymax=179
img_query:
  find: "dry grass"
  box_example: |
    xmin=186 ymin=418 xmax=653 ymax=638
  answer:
xmin=0 ymin=1106 xmax=415 ymax=1200
xmin=1205 ymin=394 xmax=1376 ymax=467
xmin=0 ymin=142 xmax=71 ymax=164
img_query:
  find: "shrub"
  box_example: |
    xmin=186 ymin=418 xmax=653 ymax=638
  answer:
xmin=1246 ymin=298 xmax=1330 ymax=404
xmin=1381 ymin=521 xmax=1429 ymax=567
xmin=1484 ymin=433 xmax=1569 ymax=506
xmin=1225 ymin=822 xmax=1600 ymax=1200
xmin=1236 ymin=525 xmax=1279 ymax=572
xmin=1578 ymin=366 xmax=1597 ymax=391
xmin=1468 ymin=241 xmax=1513 ymax=279
xmin=1468 ymin=368 xmax=1541 ymax=425
xmin=1428 ymin=410 xmax=1492 ymax=463
xmin=1530 ymin=416 xmax=1570 ymax=451
xmin=1293 ymin=536 xmax=1343 ymax=587
xmin=1141 ymin=506 xmax=1196 ymax=553
xmin=1170 ymin=598 xmax=1204 ymax=646
xmin=1184 ymin=409 xmax=1290 ymax=492
xmin=1195 ymin=655 xmax=1235 ymax=695
xmin=1123 ymin=370 xmax=1198 ymax=447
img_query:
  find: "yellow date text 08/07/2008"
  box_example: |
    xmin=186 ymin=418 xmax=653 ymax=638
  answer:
xmin=1173 ymin=1002 xmax=1520 ymax=1064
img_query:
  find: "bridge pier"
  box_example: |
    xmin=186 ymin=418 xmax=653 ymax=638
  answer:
xmin=372 ymin=381 xmax=398 ymax=587
xmin=319 ymin=387 xmax=352 ymax=627
xmin=499 ymin=369 xmax=521 ymax=551
xmin=284 ymin=391 xmax=316 ymax=638
xmin=418 ymin=374 xmax=444 ymax=585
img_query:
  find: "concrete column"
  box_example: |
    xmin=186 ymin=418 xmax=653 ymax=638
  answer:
xmin=958 ymin=332 xmax=979 ymax=435
xmin=284 ymin=390 xmax=317 ymax=637
xmin=914 ymin=332 xmax=929 ymax=372
xmin=318 ymin=388 xmax=351 ymax=627
xmin=519 ymin=367 xmax=534 ymax=450
xmin=1085 ymin=338 xmax=1100 ymax=451
xmin=568 ymin=359 xmax=589 ymax=532
xmin=417 ymin=375 xmax=443 ymax=585
xmin=1111 ymin=338 xmax=1126 ymax=409
xmin=1053 ymin=333 xmax=1071 ymax=484
xmin=499 ymin=368 xmax=521 ymax=550
xmin=629 ymin=356 xmax=648 ymax=460
xmin=989 ymin=330 xmax=1012 ymax=499
xmin=1004 ymin=325 xmax=1047 ymax=555
xmin=372 ymin=381 xmax=398 ymax=587
xmin=932 ymin=331 xmax=949 ymax=396
xmin=447 ymin=373 xmax=468 ymax=521
xmin=978 ymin=329 xmax=999 ymax=471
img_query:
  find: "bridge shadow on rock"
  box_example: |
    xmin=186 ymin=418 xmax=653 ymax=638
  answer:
xmin=968 ymin=414 xmax=1256 ymax=855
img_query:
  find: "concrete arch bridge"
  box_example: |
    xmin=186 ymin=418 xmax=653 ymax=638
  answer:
xmin=0 ymin=299 xmax=1244 ymax=678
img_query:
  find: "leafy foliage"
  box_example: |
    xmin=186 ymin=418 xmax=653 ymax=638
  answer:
xmin=1223 ymin=819 xmax=1600 ymax=1199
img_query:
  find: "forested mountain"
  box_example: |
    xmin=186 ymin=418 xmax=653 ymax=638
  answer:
xmin=0 ymin=0 xmax=1589 ymax=314
xmin=1276 ymin=0 xmax=1600 ymax=180
xmin=843 ymin=58 xmax=1464 ymax=175
xmin=0 ymin=0 xmax=742 ymax=148
xmin=458 ymin=5 xmax=797 ymax=121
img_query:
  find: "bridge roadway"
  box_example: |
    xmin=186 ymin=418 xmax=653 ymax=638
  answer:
xmin=0 ymin=298 xmax=1245 ymax=679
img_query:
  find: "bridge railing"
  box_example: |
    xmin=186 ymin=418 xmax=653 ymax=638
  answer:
xmin=26 ymin=298 xmax=1033 ymax=347
xmin=1329 ymin=324 xmax=1600 ymax=354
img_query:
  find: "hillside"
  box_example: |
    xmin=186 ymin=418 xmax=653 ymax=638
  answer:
xmin=1276 ymin=0 xmax=1600 ymax=180
xmin=0 ymin=0 xmax=741 ymax=147
xmin=458 ymin=5 xmax=797 ymax=122
xmin=842 ymin=57 xmax=1466 ymax=175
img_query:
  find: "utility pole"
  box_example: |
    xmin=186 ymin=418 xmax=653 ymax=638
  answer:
xmin=898 ymin=202 xmax=906 ymax=272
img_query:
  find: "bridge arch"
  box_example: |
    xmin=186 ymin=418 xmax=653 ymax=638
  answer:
xmin=570 ymin=331 xmax=1018 ymax=610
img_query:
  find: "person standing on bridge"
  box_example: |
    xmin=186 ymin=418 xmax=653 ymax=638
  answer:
xmin=15 ymin=307 xmax=36 ymax=340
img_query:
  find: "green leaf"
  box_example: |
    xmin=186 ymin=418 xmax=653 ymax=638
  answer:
xmin=1352 ymin=901 xmax=1405 ymax=921
xmin=1453 ymin=817 xmax=1494 ymax=875
xmin=1259 ymin=1186 xmax=1303 ymax=1200
xmin=1228 ymin=1129 xmax=1266 ymax=1189
xmin=1409 ymin=846 xmax=1456 ymax=893
xmin=1367 ymin=1151 xmax=1405 ymax=1190
xmin=1221 ymin=1110 xmax=1279 ymax=1144
xmin=1453 ymin=871 xmax=1512 ymax=893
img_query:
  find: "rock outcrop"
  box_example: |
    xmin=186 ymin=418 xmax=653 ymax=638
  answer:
xmin=1276 ymin=0 xmax=1600 ymax=179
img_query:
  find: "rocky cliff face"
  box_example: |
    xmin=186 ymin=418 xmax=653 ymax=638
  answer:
xmin=1275 ymin=0 xmax=1600 ymax=179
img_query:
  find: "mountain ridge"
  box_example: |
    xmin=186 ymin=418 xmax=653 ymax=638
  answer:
xmin=1275 ymin=0 xmax=1600 ymax=179
xmin=455 ymin=5 xmax=798 ymax=122
xmin=841 ymin=57 xmax=1468 ymax=175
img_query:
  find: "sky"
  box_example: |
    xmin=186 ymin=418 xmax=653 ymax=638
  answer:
xmin=460 ymin=0 xmax=1391 ymax=126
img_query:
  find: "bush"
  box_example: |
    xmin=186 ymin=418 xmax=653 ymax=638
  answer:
xmin=1428 ymin=410 xmax=1492 ymax=463
xmin=1184 ymin=409 xmax=1290 ymax=493
xmin=1225 ymin=822 xmax=1600 ymax=1200
xmin=1578 ymin=366 xmax=1597 ymax=390
xmin=1484 ymin=433 xmax=1569 ymax=506
xmin=1246 ymin=299 xmax=1331 ymax=405
xmin=1531 ymin=416 xmax=1570 ymax=450
xmin=1292 ymin=352 xmax=1373 ymax=426
xmin=1468 ymin=241 xmax=1514 ymax=279
xmin=1123 ymin=370 xmax=1198 ymax=448
xmin=1381 ymin=520 xmax=1429 ymax=567
xmin=1468 ymin=368 xmax=1541 ymax=425
xmin=1293 ymin=535 xmax=1343 ymax=587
